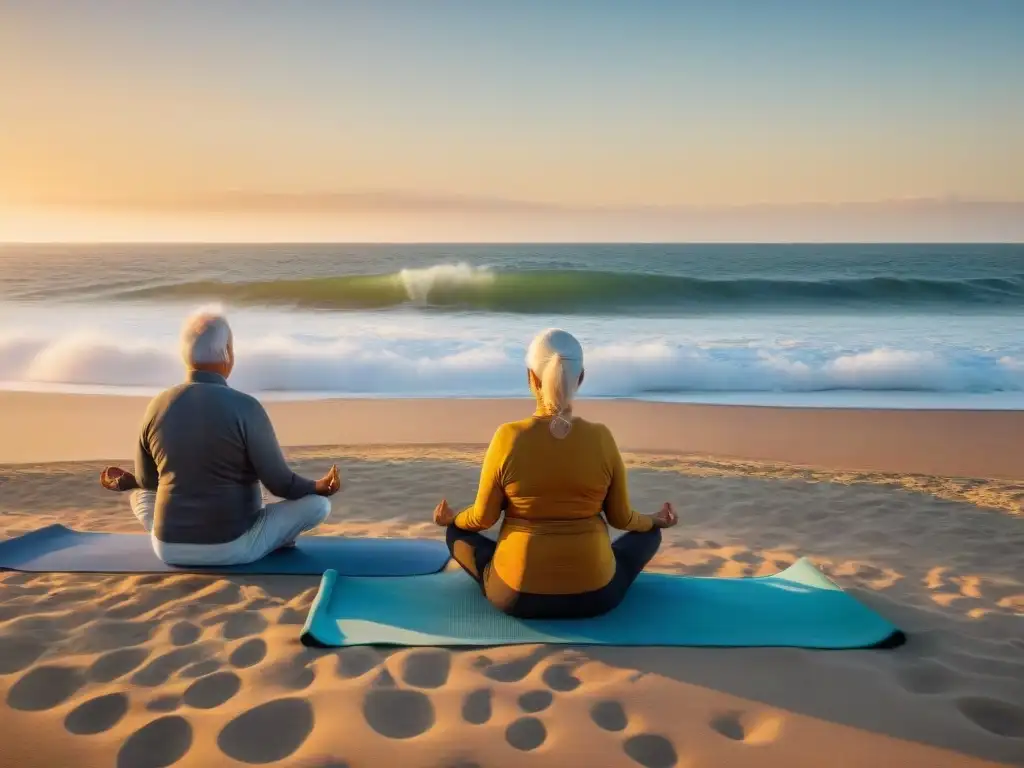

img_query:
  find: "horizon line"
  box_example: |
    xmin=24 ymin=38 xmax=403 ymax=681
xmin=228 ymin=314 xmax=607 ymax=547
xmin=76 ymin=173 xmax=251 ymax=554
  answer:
xmin=4 ymin=239 xmax=1024 ymax=247
xmin=5 ymin=193 xmax=1024 ymax=215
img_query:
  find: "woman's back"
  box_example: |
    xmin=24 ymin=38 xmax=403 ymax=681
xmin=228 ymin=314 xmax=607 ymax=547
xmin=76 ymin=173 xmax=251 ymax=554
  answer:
xmin=502 ymin=415 xmax=610 ymax=520
xmin=454 ymin=413 xmax=653 ymax=595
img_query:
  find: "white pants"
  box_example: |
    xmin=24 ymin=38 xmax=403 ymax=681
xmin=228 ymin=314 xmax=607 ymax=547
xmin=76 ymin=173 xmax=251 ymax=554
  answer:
xmin=130 ymin=490 xmax=331 ymax=566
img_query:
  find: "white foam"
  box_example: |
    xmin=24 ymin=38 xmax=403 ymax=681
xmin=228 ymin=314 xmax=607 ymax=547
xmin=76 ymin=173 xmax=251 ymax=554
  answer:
xmin=2 ymin=298 xmax=1023 ymax=408
xmin=397 ymin=263 xmax=494 ymax=304
xmin=2 ymin=312 xmax=1022 ymax=404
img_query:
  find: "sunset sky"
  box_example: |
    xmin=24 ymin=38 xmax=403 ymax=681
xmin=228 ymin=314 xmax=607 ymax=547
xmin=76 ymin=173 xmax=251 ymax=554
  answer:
xmin=1 ymin=1 xmax=1022 ymax=241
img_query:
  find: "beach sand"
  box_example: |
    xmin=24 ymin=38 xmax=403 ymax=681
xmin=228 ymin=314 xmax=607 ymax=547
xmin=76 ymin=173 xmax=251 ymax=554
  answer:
xmin=0 ymin=395 xmax=1021 ymax=767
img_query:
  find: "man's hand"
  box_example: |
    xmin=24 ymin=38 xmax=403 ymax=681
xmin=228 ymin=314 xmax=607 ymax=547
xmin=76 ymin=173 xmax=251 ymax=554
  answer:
xmin=651 ymin=502 xmax=678 ymax=529
xmin=315 ymin=464 xmax=341 ymax=497
xmin=100 ymin=466 xmax=139 ymax=492
xmin=433 ymin=499 xmax=456 ymax=527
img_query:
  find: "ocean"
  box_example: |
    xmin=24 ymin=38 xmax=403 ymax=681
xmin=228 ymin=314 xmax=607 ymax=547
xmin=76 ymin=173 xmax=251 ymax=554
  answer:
xmin=1 ymin=243 xmax=1023 ymax=409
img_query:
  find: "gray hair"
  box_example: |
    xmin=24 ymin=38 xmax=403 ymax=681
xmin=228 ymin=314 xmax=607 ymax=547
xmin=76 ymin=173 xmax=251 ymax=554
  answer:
xmin=527 ymin=328 xmax=584 ymax=438
xmin=180 ymin=309 xmax=233 ymax=366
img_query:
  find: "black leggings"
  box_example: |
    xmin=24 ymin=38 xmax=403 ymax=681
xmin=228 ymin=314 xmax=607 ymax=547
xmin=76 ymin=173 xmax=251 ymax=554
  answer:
xmin=445 ymin=524 xmax=662 ymax=620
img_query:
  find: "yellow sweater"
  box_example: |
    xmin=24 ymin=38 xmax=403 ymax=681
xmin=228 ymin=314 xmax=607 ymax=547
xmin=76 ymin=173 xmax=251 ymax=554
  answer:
xmin=453 ymin=412 xmax=654 ymax=594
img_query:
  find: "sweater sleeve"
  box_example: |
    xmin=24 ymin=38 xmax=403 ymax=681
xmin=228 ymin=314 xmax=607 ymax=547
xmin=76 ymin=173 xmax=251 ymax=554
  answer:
xmin=134 ymin=411 xmax=159 ymax=491
xmin=601 ymin=426 xmax=654 ymax=532
xmin=453 ymin=426 xmax=509 ymax=532
xmin=244 ymin=402 xmax=318 ymax=500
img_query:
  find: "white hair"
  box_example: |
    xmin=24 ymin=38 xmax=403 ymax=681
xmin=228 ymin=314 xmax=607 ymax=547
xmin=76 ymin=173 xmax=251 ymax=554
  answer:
xmin=526 ymin=328 xmax=584 ymax=438
xmin=180 ymin=309 xmax=233 ymax=367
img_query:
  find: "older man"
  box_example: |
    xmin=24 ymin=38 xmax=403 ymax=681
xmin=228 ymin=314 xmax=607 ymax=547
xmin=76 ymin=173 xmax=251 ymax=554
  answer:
xmin=100 ymin=310 xmax=340 ymax=566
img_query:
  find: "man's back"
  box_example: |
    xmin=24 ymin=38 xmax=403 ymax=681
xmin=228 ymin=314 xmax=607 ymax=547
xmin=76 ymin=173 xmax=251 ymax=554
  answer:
xmin=137 ymin=370 xmax=315 ymax=545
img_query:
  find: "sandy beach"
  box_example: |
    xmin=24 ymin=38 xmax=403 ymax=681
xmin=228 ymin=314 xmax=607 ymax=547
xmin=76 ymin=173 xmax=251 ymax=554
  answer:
xmin=0 ymin=395 xmax=1021 ymax=767
xmin=7 ymin=0 xmax=1024 ymax=763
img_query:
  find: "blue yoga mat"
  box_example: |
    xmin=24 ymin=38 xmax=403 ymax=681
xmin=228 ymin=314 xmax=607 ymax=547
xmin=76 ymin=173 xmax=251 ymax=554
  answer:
xmin=300 ymin=558 xmax=904 ymax=649
xmin=0 ymin=524 xmax=450 ymax=577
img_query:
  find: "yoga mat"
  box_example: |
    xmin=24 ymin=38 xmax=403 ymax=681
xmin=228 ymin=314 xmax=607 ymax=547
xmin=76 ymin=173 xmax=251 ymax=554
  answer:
xmin=0 ymin=524 xmax=450 ymax=576
xmin=300 ymin=558 xmax=905 ymax=648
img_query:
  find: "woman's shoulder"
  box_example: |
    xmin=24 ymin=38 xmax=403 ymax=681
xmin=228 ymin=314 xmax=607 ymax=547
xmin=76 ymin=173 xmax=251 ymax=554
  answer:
xmin=491 ymin=417 xmax=532 ymax=442
xmin=494 ymin=415 xmax=613 ymax=443
xmin=559 ymin=416 xmax=614 ymax=445
xmin=571 ymin=416 xmax=609 ymax=434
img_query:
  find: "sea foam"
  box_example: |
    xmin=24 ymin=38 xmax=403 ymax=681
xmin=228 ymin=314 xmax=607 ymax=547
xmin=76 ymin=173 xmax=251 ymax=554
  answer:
xmin=2 ymin=322 xmax=1021 ymax=400
xmin=397 ymin=263 xmax=495 ymax=305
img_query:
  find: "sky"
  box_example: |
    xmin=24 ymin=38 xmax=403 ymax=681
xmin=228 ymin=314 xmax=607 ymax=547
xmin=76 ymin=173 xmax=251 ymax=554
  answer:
xmin=1 ymin=0 xmax=1023 ymax=241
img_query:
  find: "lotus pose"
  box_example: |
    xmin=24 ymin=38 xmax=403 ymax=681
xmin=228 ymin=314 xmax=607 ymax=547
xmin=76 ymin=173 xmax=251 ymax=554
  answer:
xmin=100 ymin=310 xmax=340 ymax=566
xmin=433 ymin=328 xmax=677 ymax=619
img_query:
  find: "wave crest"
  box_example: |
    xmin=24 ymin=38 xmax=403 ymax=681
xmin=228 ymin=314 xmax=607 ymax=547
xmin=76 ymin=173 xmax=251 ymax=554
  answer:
xmin=108 ymin=264 xmax=1024 ymax=314
xmin=397 ymin=263 xmax=495 ymax=304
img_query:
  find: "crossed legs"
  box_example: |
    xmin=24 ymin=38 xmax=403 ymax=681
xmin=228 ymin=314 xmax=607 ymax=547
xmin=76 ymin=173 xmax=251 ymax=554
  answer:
xmin=131 ymin=490 xmax=331 ymax=566
xmin=445 ymin=525 xmax=662 ymax=619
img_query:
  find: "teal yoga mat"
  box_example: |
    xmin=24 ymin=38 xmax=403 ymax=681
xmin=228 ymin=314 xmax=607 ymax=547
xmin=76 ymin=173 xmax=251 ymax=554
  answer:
xmin=300 ymin=558 xmax=904 ymax=648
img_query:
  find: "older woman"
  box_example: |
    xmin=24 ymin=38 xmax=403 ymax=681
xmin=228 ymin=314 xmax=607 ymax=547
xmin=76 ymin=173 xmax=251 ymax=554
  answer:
xmin=433 ymin=328 xmax=677 ymax=619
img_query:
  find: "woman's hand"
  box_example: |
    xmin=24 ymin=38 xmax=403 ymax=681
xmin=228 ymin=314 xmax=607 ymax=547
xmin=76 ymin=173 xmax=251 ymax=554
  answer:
xmin=100 ymin=466 xmax=139 ymax=492
xmin=651 ymin=502 xmax=678 ymax=529
xmin=315 ymin=464 xmax=342 ymax=497
xmin=433 ymin=499 xmax=456 ymax=527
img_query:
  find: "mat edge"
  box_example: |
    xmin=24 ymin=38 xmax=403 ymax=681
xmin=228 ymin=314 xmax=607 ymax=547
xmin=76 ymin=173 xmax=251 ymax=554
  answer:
xmin=300 ymin=568 xmax=340 ymax=647
xmin=0 ymin=523 xmax=73 ymax=567
xmin=0 ymin=522 xmax=70 ymax=546
xmin=313 ymin=632 xmax=910 ymax=650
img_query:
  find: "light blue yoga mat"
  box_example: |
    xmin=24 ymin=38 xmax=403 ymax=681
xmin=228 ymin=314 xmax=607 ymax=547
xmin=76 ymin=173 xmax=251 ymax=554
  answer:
xmin=0 ymin=524 xmax=450 ymax=577
xmin=300 ymin=558 xmax=905 ymax=649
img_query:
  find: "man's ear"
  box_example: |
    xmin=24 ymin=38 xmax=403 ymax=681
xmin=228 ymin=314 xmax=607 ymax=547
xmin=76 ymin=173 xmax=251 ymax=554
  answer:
xmin=579 ymin=369 xmax=585 ymax=387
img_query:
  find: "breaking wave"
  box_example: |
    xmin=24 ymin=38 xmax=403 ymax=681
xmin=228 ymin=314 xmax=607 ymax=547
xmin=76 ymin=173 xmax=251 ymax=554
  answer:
xmin=107 ymin=263 xmax=1024 ymax=315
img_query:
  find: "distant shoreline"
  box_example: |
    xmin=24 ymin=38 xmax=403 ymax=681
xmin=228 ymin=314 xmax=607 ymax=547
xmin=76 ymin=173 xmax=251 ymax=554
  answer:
xmin=2 ymin=384 xmax=1024 ymax=412
xmin=3 ymin=391 xmax=1022 ymax=479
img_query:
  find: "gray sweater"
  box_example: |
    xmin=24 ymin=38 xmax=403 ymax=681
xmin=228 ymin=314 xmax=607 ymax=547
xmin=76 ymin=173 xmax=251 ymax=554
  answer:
xmin=135 ymin=370 xmax=318 ymax=544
